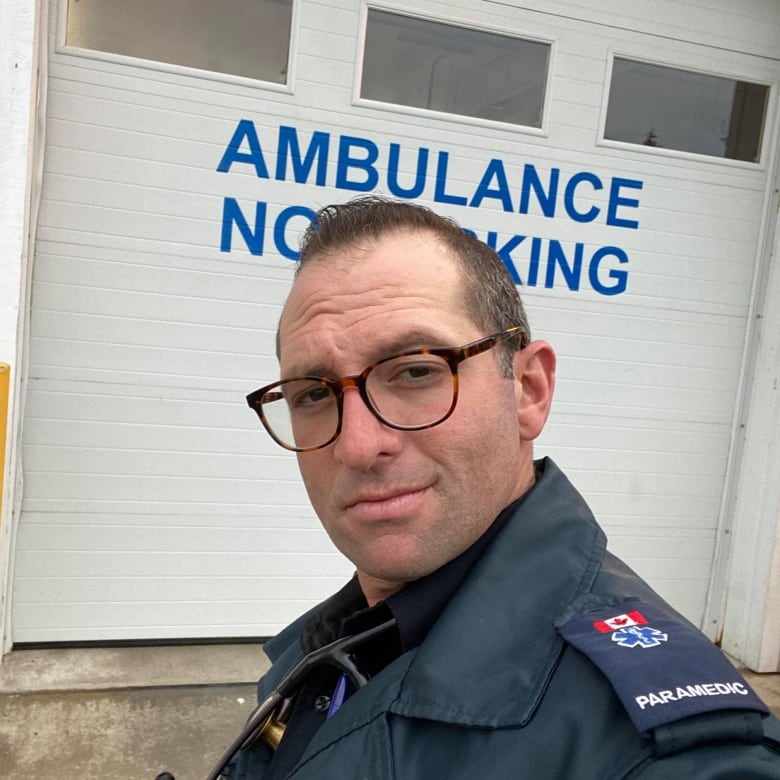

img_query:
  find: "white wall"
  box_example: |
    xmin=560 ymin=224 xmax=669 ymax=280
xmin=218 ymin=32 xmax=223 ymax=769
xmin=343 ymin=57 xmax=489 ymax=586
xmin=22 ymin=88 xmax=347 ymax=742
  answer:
xmin=0 ymin=0 xmax=44 ymax=654
xmin=715 ymin=183 xmax=780 ymax=672
xmin=2 ymin=0 xmax=779 ymax=663
xmin=762 ymin=518 xmax=780 ymax=671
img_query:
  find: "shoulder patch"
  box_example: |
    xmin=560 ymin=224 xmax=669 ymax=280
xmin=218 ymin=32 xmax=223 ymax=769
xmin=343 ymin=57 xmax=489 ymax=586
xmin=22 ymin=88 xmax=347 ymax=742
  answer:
xmin=557 ymin=599 xmax=769 ymax=733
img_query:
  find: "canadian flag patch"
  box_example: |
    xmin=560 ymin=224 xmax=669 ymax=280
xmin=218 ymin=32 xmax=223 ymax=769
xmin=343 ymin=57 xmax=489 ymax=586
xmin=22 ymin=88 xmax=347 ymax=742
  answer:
xmin=593 ymin=610 xmax=648 ymax=634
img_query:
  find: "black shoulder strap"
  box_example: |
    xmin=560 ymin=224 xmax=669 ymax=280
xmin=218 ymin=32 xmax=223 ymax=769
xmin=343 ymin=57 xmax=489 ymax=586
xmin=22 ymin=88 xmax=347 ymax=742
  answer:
xmin=651 ymin=710 xmax=765 ymax=757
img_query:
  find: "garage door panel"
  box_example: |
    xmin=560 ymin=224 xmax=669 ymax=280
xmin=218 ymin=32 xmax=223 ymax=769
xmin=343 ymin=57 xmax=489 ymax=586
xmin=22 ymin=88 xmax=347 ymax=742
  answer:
xmin=14 ymin=0 xmax=778 ymax=641
xmin=31 ymin=282 xmax=285 ymax=336
xmin=17 ymin=523 xmax=333 ymax=554
xmin=24 ymin=382 xmax=260 ymax=429
xmin=14 ymin=575 xmax=348 ymax=605
xmin=14 ymin=548 xmax=349 ymax=580
xmin=22 ymin=446 xmax=297 ymax=482
xmin=28 ymin=337 xmax=266 ymax=386
xmin=31 ymin=311 xmax=278 ymax=361
xmin=539 ymin=418 xmax=730 ymax=461
xmin=23 ymin=471 xmax=307 ymax=505
xmin=39 ymin=200 xmax=220 ymax=251
xmin=12 ymin=599 xmax=332 ymax=641
xmin=33 ymin=252 xmax=293 ymax=302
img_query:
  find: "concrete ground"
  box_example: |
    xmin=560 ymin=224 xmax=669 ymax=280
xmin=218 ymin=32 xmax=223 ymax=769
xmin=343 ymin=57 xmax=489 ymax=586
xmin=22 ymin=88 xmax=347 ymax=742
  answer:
xmin=0 ymin=644 xmax=270 ymax=780
xmin=0 ymin=644 xmax=778 ymax=780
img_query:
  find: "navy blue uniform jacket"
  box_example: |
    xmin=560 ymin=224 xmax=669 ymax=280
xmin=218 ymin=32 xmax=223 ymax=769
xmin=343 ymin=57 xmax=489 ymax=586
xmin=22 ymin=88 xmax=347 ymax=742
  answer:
xmin=232 ymin=459 xmax=780 ymax=779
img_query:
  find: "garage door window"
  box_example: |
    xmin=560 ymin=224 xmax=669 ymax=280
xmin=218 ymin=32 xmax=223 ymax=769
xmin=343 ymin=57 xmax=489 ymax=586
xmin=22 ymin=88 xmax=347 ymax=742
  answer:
xmin=605 ymin=57 xmax=769 ymax=163
xmin=360 ymin=9 xmax=550 ymax=128
xmin=64 ymin=0 xmax=294 ymax=84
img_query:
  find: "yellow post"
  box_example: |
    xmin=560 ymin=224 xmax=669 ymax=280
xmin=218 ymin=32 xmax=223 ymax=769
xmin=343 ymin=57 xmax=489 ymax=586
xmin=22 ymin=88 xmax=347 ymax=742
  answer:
xmin=0 ymin=363 xmax=9 ymax=529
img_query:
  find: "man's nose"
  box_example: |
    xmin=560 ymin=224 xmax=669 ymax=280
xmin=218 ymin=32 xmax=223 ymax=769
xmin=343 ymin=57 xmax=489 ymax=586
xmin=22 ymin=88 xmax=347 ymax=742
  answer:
xmin=332 ymin=387 xmax=401 ymax=469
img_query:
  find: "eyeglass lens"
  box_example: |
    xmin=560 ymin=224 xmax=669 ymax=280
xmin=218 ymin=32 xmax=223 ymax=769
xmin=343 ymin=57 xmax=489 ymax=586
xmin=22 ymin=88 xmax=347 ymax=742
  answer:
xmin=262 ymin=353 xmax=456 ymax=450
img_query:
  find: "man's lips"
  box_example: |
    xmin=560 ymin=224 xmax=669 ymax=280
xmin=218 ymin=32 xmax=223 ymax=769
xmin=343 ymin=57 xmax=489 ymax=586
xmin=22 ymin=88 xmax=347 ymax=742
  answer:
xmin=343 ymin=486 xmax=430 ymax=521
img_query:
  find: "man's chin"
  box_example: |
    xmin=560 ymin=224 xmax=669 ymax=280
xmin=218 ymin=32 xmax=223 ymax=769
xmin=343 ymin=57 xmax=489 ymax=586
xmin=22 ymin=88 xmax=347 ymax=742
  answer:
xmin=355 ymin=555 xmax=440 ymax=596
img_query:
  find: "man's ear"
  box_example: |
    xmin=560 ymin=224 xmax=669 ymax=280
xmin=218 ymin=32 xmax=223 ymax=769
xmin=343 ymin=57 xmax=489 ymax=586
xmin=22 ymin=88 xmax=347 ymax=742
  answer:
xmin=513 ymin=340 xmax=556 ymax=441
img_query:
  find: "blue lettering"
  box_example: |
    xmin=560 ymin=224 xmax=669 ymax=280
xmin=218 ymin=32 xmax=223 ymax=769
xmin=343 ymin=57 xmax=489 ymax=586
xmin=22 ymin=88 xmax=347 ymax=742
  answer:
xmin=564 ymin=172 xmax=602 ymax=223
xmin=460 ymin=229 xmax=629 ymax=295
xmin=216 ymin=119 xmax=269 ymax=177
xmin=527 ymin=237 xmax=543 ymax=287
xmin=486 ymin=232 xmax=524 ymax=283
xmin=434 ymin=152 xmax=468 ymax=206
xmin=589 ymin=246 xmax=629 ymax=295
xmin=545 ymin=240 xmax=583 ymax=290
xmin=273 ymin=205 xmax=316 ymax=260
xmin=335 ymin=135 xmax=379 ymax=191
xmin=607 ymin=178 xmax=642 ymax=228
xmin=470 ymin=160 xmax=514 ymax=211
xmin=220 ymin=198 xmax=266 ymax=255
xmin=276 ymin=126 xmax=329 ymax=185
xmin=387 ymin=143 xmax=428 ymax=199
xmin=519 ymin=165 xmax=559 ymax=217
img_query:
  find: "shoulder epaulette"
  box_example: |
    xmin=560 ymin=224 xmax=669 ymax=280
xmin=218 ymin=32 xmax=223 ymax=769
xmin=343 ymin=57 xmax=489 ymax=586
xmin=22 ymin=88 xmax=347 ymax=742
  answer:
xmin=557 ymin=598 xmax=769 ymax=736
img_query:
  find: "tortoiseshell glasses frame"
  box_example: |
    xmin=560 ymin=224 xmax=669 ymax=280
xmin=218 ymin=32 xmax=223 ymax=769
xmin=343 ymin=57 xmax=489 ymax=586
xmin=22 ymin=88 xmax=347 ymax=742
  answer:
xmin=246 ymin=325 xmax=528 ymax=452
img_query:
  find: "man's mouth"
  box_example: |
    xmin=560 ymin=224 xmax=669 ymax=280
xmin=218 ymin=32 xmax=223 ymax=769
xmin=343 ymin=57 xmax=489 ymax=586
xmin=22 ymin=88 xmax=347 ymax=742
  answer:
xmin=344 ymin=486 xmax=430 ymax=521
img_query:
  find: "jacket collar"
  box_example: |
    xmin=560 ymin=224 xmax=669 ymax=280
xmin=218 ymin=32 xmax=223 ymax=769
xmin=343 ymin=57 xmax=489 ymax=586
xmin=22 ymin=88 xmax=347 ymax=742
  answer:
xmin=390 ymin=457 xmax=607 ymax=728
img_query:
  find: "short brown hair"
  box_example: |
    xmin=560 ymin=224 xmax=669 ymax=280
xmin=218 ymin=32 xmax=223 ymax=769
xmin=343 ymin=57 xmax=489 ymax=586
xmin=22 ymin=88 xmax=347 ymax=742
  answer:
xmin=294 ymin=196 xmax=530 ymax=376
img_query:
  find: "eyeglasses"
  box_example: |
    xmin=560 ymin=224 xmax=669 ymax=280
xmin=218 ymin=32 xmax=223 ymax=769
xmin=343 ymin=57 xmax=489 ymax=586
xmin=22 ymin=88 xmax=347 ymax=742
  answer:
xmin=246 ymin=325 xmax=527 ymax=452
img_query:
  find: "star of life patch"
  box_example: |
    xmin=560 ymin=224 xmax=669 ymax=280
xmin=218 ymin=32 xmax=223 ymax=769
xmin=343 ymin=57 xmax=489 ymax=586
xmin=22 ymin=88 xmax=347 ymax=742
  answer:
xmin=611 ymin=624 xmax=668 ymax=648
xmin=558 ymin=599 xmax=769 ymax=733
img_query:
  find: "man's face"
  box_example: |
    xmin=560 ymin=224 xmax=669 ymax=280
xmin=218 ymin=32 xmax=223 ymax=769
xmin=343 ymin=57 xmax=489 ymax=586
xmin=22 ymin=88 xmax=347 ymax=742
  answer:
xmin=278 ymin=230 xmax=535 ymax=603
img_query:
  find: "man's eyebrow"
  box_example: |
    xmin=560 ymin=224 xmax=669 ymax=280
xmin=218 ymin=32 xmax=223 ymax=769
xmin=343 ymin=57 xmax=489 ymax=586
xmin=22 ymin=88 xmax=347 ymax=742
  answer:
xmin=375 ymin=329 xmax=457 ymax=356
xmin=285 ymin=329 xmax=459 ymax=378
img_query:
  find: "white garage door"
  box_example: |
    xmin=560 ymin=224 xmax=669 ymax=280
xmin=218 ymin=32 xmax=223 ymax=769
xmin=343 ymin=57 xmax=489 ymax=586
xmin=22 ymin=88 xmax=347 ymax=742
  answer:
xmin=12 ymin=0 xmax=779 ymax=642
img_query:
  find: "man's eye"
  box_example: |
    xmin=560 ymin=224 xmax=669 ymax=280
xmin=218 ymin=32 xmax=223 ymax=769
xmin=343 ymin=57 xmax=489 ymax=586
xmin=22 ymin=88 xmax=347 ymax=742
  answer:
xmin=290 ymin=385 xmax=333 ymax=409
xmin=387 ymin=361 xmax=448 ymax=384
xmin=400 ymin=365 xmax=436 ymax=379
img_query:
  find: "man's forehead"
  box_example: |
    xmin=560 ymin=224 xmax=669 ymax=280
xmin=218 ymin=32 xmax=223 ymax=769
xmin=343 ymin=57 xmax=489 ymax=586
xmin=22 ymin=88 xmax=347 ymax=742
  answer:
xmin=298 ymin=236 xmax=464 ymax=313
xmin=277 ymin=300 xmax=476 ymax=378
xmin=303 ymin=224 xmax=444 ymax=256
xmin=297 ymin=227 xmax=461 ymax=280
xmin=278 ymin=314 xmax=476 ymax=378
xmin=277 ymin=232 xmax=469 ymax=346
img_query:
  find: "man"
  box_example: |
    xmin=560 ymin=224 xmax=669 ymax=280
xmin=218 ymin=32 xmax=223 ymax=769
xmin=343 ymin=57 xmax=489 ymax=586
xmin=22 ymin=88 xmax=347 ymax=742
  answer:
xmin=230 ymin=196 xmax=780 ymax=779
